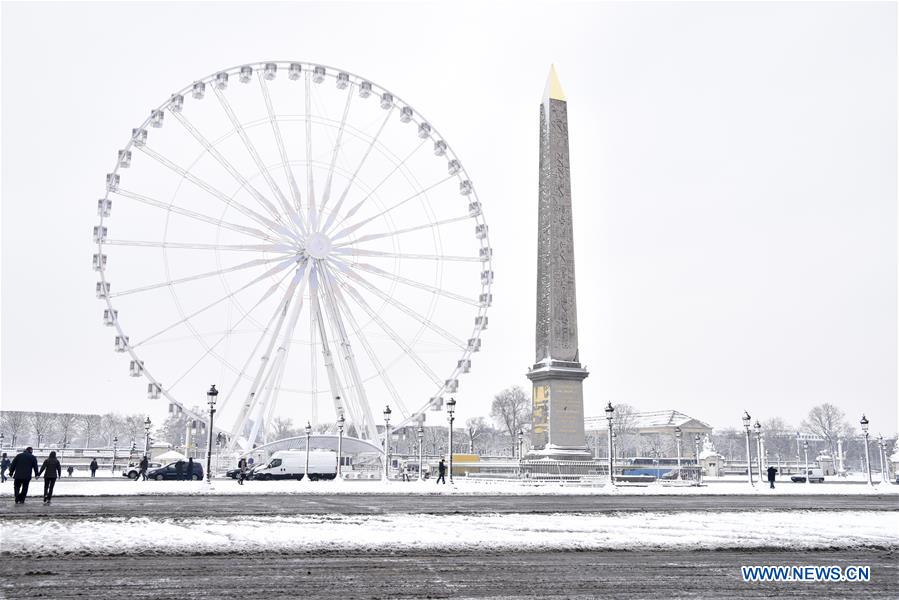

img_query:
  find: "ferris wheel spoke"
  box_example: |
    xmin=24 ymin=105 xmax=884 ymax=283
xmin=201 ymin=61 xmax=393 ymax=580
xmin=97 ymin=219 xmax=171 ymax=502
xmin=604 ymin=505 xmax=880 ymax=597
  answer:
xmin=110 ymin=255 xmax=288 ymax=299
xmin=327 ymin=140 xmax=427 ymax=237
xmin=211 ymin=87 xmax=300 ymax=236
xmin=316 ymin=264 xmax=379 ymax=442
xmin=326 ymin=265 xmax=409 ymax=418
xmin=309 ymin=272 xmax=349 ymax=425
xmin=318 ymin=86 xmax=354 ymax=216
xmin=130 ymin=256 xmax=299 ymax=349
xmin=326 ymin=264 xmax=443 ymax=387
xmin=329 ymin=262 xmax=466 ymax=350
xmin=258 ymin=76 xmax=308 ymax=236
xmin=136 ymin=144 xmax=298 ymax=242
xmin=228 ymin=262 xmax=308 ymax=448
xmin=333 ymin=248 xmax=479 ymax=263
xmin=330 ymin=175 xmax=454 ymax=243
xmin=114 ymin=188 xmax=278 ymax=243
xmin=103 ymin=239 xmax=295 ymax=253
xmin=335 ymin=257 xmax=479 ymax=306
xmin=321 ymin=107 xmax=394 ymax=234
xmin=304 ymin=72 xmax=318 ymax=231
xmin=333 ymin=215 xmax=469 ymax=248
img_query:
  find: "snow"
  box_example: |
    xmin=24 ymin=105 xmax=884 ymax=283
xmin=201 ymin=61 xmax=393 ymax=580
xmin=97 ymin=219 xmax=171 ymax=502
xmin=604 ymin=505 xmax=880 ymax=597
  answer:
xmin=0 ymin=477 xmax=896 ymax=497
xmin=2 ymin=510 xmax=895 ymax=556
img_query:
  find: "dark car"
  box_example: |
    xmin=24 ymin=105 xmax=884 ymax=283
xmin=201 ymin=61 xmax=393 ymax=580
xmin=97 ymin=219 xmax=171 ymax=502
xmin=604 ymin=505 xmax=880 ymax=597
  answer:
xmin=146 ymin=461 xmax=204 ymax=481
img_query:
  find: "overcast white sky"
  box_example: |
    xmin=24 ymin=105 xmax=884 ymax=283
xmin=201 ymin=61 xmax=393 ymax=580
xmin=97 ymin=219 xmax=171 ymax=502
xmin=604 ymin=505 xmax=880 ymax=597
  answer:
xmin=1 ymin=1 xmax=896 ymax=434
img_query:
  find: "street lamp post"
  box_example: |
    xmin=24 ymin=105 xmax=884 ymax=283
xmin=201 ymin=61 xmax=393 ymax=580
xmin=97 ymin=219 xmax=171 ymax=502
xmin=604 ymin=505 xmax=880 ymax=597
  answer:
xmin=205 ymin=384 xmax=218 ymax=484
xmin=674 ymin=426 xmax=683 ymax=481
xmin=447 ymin=397 xmax=456 ymax=484
xmin=605 ymin=401 xmax=615 ymax=486
xmin=803 ymin=440 xmax=810 ymax=485
xmin=860 ymin=414 xmax=872 ymax=486
xmin=877 ymin=434 xmax=886 ymax=484
xmin=336 ymin=411 xmax=345 ymax=481
xmin=753 ymin=420 xmax=763 ymax=481
xmin=517 ymin=429 xmax=524 ymax=478
xmin=112 ymin=435 xmax=118 ymax=474
xmin=144 ymin=416 xmax=152 ymax=456
xmin=417 ymin=424 xmax=424 ymax=481
xmin=694 ymin=434 xmax=702 ymax=485
xmin=1 ymin=433 xmax=5 ymax=449
xmin=304 ymin=421 xmax=312 ymax=482
xmin=383 ymin=405 xmax=392 ymax=481
xmin=741 ymin=411 xmax=753 ymax=486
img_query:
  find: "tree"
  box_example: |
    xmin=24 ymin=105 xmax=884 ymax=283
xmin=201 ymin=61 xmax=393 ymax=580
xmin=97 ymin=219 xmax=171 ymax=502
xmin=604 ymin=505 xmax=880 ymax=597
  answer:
xmin=465 ymin=417 xmax=490 ymax=454
xmin=272 ymin=416 xmax=296 ymax=439
xmin=29 ymin=412 xmax=57 ymax=447
xmin=78 ymin=414 xmax=102 ymax=448
xmin=54 ymin=413 xmax=80 ymax=450
xmin=490 ymin=386 xmax=531 ymax=456
xmin=0 ymin=411 xmax=28 ymax=447
xmin=611 ymin=403 xmax=638 ymax=458
xmin=802 ymin=404 xmax=854 ymax=460
xmin=761 ymin=417 xmax=796 ymax=462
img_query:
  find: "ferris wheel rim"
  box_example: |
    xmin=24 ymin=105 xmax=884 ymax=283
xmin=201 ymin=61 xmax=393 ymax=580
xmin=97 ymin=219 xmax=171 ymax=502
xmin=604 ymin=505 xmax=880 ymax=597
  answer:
xmin=94 ymin=59 xmax=494 ymax=440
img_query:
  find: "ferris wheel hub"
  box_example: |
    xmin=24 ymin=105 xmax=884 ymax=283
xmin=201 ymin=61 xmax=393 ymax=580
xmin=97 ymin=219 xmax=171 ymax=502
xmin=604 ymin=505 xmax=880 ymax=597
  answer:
xmin=305 ymin=232 xmax=333 ymax=259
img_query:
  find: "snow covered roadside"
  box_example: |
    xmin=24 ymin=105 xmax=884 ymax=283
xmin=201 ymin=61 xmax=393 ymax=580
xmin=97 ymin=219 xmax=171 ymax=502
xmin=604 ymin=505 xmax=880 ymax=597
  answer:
xmin=0 ymin=478 xmax=896 ymax=497
xmin=2 ymin=510 xmax=895 ymax=556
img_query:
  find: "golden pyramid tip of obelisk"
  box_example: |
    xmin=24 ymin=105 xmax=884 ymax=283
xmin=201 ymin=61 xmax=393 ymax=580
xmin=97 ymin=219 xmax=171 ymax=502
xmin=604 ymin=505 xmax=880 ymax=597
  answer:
xmin=544 ymin=64 xmax=566 ymax=101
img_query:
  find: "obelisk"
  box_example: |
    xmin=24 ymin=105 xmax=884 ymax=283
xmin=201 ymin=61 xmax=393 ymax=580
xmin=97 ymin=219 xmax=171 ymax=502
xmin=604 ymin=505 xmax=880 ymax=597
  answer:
xmin=527 ymin=66 xmax=590 ymax=458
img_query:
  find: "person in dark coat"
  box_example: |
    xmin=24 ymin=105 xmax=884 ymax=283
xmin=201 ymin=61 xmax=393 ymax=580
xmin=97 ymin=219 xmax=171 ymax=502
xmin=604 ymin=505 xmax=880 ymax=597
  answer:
xmin=89 ymin=458 xmax=98 ymax=477
xmin=139 ymin=456 xmax=149 ymax=481
xmin=175 ymin=460 xmax=184 ymax=480
xmin=9 ymin=447 xmax=39 ymax=504
xmin=237 ymin=457 xmax=247 ymax=485
xmin=436 ymin=459 xmax=446 ymax=484
xmin=1 ymin=453 xmax=9 ymax=483
xmin=38 ymin=451 xmax=62 ymax=504
xmin=767 ymin=465 xmax=778 ymax=489
xmin=186 ymin=457 xmax=194 ymax=480
xmin=67 ymin=465 xmax=74 ymax=477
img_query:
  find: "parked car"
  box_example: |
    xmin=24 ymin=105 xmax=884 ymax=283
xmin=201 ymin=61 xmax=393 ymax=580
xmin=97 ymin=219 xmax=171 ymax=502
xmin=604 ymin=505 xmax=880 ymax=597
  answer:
xmin=226 ymin=463 xmax=262 ymax=479
xmin=791 ymin=468 xmax=825 ymax=483
xmin=146 ymin=461 xmax=204 ymax=481
xmin=250 ymin=450 xmax=337 ymax=481
xmin=121 ymin=462 xmax=162 ymax=480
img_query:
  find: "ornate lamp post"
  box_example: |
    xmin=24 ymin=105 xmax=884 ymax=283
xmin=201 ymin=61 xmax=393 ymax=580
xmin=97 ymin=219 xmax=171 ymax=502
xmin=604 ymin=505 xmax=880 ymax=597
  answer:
xmin=383 ymin=405 xmax=392 ymax=481
xmin=304 ymin=421 xmax=312 ymax=481
xmin=741 ymin=411 xmax=753 ymax=486
xmin=446 ymin=397 xmax=456 ymax=484
xmin=877 ymin=434 xmax=886 ymax=483
xmin=694 ymin=434 xmax=702 ymax=484
xmin=517 ymin=429 xmax=524 ymax=478
xmin=336 ymin=411 xmax=345 ymax=481
xmin=802 ymin=440 xmax=810 ymax=485
xmin=753 ymin=420 xmax=763 ymax=481
xmin=112 ymin=435 xmax=118 ymax=474
xmin=860 ymin=414 xmax=872 ymax=486
xmin=144 ymin=416 xmax=152 ymax=456
xmin=674 ymin=426 xmax=683 ymax=481
xmin=605 ymin=401 xmax=615 ymax=485
xmin=205 ymin=384 xmax=218 ymax=483
xmin=417 ymin=424 xmax=424 ymax=481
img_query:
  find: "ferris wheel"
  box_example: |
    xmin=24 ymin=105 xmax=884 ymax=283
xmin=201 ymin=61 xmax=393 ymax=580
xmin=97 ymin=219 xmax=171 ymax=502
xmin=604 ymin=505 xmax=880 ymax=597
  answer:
xmin=93 ymin=61 xmax=493 ymax=450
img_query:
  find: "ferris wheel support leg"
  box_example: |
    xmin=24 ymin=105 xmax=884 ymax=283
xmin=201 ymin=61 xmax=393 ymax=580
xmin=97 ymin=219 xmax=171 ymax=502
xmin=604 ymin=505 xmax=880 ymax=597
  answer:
xmin=310 ymin=270 xmax=354 ymax=434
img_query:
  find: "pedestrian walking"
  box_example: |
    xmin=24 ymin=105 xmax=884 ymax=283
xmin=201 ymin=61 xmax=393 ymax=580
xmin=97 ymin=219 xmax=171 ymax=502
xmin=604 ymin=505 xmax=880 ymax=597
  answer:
xmin=139 ymin=455 xmax=149 ymax=481
xmin=9 ymin=447 xmax=39 ymax=504
xmin=186 ymin=457 xmax=194 ymax=480
xmin=89 ymin=458 xmax=98 ymax=478
xmin=401 ymin=464 xmax=409 ymax=482
xmin=175 ymin=459 xmax=184 ymax=481
xmin=237 ymin=457 xmax=247 ymax=485
xmin=436 ymin=459 xmax=446 ymax=484
xmin=66 ymin=465 xmax=74 ymax=477
xmin=1 ymin=453 xmax=10 ymax=483
xmin=767 ymin=465 xmax=778 ymax=489
xmin=38 ymin=451 xmax=62 ymax=504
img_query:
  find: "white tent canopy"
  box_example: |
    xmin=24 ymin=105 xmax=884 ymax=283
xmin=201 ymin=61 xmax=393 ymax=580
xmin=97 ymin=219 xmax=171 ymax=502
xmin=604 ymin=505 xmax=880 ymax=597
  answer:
xmin=154 ymin=450 xmax=187 ymax=463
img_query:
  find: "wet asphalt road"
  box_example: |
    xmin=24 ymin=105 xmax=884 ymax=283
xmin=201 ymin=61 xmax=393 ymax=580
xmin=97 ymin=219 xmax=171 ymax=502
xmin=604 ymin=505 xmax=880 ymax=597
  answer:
xmin=1 ymin=493 xmax=896 ymax=520
xmin=2 ymin=550 xmax=895 ymax=599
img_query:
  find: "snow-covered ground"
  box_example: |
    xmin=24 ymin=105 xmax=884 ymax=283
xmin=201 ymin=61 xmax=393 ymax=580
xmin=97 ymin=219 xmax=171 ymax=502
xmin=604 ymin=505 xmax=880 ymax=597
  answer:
xmin=2 ymin=510 xmax=895 ymax=556
xmin=1 ymin=477 xmax=896 ymax=496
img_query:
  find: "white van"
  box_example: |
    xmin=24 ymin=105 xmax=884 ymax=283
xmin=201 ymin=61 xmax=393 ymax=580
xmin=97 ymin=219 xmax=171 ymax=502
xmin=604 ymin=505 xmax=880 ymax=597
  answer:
xmin=251 ymin=449 xmax=337 ymax=481
xmin=790 ymin=468 xmax=825 ymax=483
